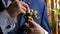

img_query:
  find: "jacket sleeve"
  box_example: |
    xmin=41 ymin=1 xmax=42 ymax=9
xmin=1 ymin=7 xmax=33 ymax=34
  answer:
xmin=40 ymin=3 xmax=51 ymax=34
xmin=0 ymin=10 xmax=16 ymax=34
xmin=0 ymin=27 xmax=3 ymax=34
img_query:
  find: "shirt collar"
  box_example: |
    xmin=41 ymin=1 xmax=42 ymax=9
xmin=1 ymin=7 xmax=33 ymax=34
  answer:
xmin=2 ymin=0 xmax=12 ymax=8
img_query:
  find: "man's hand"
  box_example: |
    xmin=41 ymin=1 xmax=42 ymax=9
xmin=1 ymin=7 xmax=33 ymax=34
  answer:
xmin=24 ymin=16 xmax=45 ymax=34
xmin=6 ymin=0 xmax=30 ymax=18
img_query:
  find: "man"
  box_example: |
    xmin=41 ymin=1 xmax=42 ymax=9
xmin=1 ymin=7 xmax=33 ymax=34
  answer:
xmin=0 ymin=0 xmax=51 ymax=34
xmin=18 ymin=0 xmax=51 ymax=34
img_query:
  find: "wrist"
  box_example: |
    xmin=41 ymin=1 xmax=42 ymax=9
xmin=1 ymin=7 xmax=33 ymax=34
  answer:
xmin=38 ymin=25 xmax=45 ymax=34
xmin=6 ymin=7 xmax=15 ymax=18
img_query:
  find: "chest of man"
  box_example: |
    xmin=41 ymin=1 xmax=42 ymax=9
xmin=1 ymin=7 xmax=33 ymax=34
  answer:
xmin=1 ymin=0 xmax=44 ymax=27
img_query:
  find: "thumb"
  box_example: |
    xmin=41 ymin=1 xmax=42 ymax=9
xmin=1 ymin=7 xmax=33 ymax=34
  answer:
xmin=28 ymin=16 xmax=38 ymax=26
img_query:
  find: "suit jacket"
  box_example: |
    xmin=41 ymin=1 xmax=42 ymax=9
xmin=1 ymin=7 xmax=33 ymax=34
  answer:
xmin=18 ymin=0 xmax=51 ymax=34
xmin=0 ymin=0 xmax=51 ymax=34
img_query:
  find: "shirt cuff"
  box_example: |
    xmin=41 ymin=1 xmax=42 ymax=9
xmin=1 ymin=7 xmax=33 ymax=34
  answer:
xmin=44 ymin=29 xmax=48 ymax=34
xmin=0 ymin=10 xmax=16 ymax=34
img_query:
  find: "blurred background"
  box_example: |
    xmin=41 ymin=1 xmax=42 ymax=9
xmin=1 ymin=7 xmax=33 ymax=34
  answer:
xmin=43 ymin=0 xmax=60 ymax=34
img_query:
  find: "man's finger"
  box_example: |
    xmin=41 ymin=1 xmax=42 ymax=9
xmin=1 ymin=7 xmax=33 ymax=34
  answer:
xmin=28 ymin=19 xmax=37 ymax=27
xmin=21 ymin=1 xmax=30 ymax=13
xmin=21 ymin=1 xmax=28 ymax=7
xmin=24 ymin=23 xmax=34 ymax=33
xmin=27 ymin=6 xmax=30 ymax=13
xmin=28 ymin=16 xmax=36 ymax=26
xmin=28 ymin=16 xmax=33 ymax=20
xmin=25 ymin=23 xmax=29 ymax=28
xmin=24 ymin=23 xmax=32 ymax=33
xmin=20 ymin=9 xmax=26 ymax=15
xmin=21 ymin=6 xmax=27 ymax=11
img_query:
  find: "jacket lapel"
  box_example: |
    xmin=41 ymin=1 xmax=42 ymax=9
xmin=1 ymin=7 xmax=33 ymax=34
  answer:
xmin=0 ymin=0 xmax=5 ymax=12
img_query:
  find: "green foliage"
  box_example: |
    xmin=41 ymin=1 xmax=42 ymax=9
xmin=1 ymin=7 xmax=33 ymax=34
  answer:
xmin=51 ymin=20 xmax=56 ymax=30
xmin=52 ymin=0 xmax=60 ymax=15
xmin=53 ymin=8 xmax=60 ymax=15
xmin=24 ymin=13 xmax=31 ymax=20
xmin=58 ymin=0 xmax=60 ymax=5
xmin=32 ymin=13 xmax=37 ymax=20
xmin=24 ymin=9 xmax=38 ymax=20
xmin=51 ymin=0 xmax=60 ymax=30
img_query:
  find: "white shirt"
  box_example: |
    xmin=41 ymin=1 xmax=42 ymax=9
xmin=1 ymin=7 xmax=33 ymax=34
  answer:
xmin=0 ymin=10 xmax=16 ymax=34
xmin=0 ymin=0 xmax=16 ymax=34
xmin=0 ymin=0 xmax=48 ymax=34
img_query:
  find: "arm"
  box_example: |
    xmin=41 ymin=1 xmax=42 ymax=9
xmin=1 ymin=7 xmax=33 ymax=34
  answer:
xmin=24 ymin=3 xmax=51 ymax=34
xmin=0 ymin=10 xmax=16 ymax=34
xmin=0 ymin=0 xmax=30 ymax=34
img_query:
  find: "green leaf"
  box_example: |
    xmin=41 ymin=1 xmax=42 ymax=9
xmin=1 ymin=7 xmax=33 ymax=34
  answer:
xmin=24 ymin=9 xmax=38 ymax=20
xmin=24 ymin=13 xmax=31 ymax=20
xmin=58 ymin=0 xmax=60 ymax=5
xmin=53 ymin=8 xmax=60 ymax=15
xmin=32 ymin=14 xmax=37 ymax=20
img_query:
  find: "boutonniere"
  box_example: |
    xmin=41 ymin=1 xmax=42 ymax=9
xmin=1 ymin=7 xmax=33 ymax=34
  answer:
xmin=24 ymin=9 xmax=38 ymax=20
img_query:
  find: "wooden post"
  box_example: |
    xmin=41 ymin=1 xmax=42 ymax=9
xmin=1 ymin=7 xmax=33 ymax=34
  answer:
xmin=56 ymin=0 xmax=59 ymax=34
xmin=56 ymin=14 xmax=58 ymax=34
xmin=55 ymin=14 xmax=58 ymax=34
